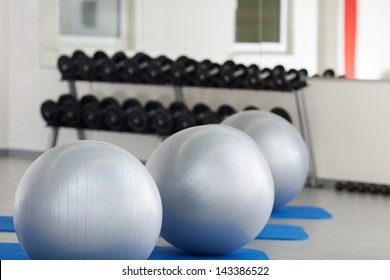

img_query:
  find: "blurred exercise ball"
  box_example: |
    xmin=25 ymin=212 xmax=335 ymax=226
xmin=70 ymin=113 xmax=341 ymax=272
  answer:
xmin=14 ymin=140 xmax=162 ymax=260
xmin=146 ymin=125 xmax=274 ymax=255
xmin=222 ymin=111 xmax=309 ymax=210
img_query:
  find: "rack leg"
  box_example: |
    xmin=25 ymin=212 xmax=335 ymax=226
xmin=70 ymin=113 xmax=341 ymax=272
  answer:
xmin=50 ymin=127 xmax=59 ymax=148
xmin=295 ymin=89 xmax=321 ymax=187
xmin=68 ymin=80 xmax=86 ymax=141
xmin=173 ymin=86 xmax=184 ymax=102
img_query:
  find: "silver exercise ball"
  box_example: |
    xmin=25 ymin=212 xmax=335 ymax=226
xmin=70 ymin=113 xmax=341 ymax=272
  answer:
xmin=222 ymin=111 xmax=309 ymax=210
xmin=145 ymin=125 xmax=274 ymax=255
xmin=14 ymin=140 xmax=162 ymax=260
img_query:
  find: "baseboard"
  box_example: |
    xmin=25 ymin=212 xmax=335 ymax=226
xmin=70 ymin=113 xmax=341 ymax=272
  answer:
xmin=0 ymin=149 xmax=43 ymax=159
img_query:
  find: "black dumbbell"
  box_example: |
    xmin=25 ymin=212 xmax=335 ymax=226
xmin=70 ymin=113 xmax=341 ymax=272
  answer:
xmin=368 ymin=183 xmax=381 ymax=194
xmin=41 ymin=100 xmax=60 ymax=126
xmin=243 ymin=64 xmax=261 ymax=89
xmin=270 ymin=107 xmax=292 ymax=123
xmin=169 ymin=101 xmax=197 ymax=133
xmin=335 ymin=181 xmax=347 ymax=191
xmin=193 ymin=103 xmax=222 ymax=125
xmin=217 ymin=104 xmax=236 ymax=120
xmin=111 ymin=51 xmax=128 ymax=83
xmin=101 ymin=97 xmax=125 ymax=131
xmin=58 ymin=94 xmax=82 ymax=127
xmin=298 ymin=69 xmax=309 ymax=87
xmin=248 ymin=67 xmax=275 ymax=90
xmin=272 ymin=66 xmax=303 ymax=91
xmin=71 ymin=50 xmax=97 ymax=81
xmin=220 ymin=62 xmax=248 ymax=88
xmin=170 ymin=56 xmax=198 ymax=86
xmin=323 ymin=69 xmax=336 ymax=78
xmin=92 ymin=50 xmax=119 ymax=82
xmin=356 ymin=183 xmax=370 ymax=193
xmin=195 ymin=60 xmax=222 ymax=87
xmin=122 ymin=98 xmax=149 ymax=133
xmin=80 ymin=94 xmax=103 ymax=129
xmin=379 ymin=185 xmax=390 ymax=195
xmin=346 ymin=181 xmax=358 ymax=192
xmin=121 ymin=52 xmax=152 ymax=84
xmin=144 ymin=101 xmax=174 ymax=135
xmin=144 ymin=55 xmax=173 ymax=85
xmin=57 ymin=55 xmax=76 ymax=80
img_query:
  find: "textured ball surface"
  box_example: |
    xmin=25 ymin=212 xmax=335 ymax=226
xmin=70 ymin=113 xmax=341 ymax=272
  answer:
xmin=146 ymin=125 xmax=274 ymax=255
xmin=222 ymin=111 xmax=309 ymax=210
xmin=14 ymin=140 xmax=162 ymax=260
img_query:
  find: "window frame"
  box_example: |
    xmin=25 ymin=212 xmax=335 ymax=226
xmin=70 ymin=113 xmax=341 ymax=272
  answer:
xmin=233 ymin=0 xmax=288 ymax=53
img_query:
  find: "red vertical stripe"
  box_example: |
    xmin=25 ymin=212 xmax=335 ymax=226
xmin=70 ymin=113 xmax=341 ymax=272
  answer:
xmin=344 ymin=0 xmax=357 ymax=79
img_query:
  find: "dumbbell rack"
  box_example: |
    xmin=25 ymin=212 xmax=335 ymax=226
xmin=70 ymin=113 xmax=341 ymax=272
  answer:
xmin=49 ymin=81 xmax=319 ymax=188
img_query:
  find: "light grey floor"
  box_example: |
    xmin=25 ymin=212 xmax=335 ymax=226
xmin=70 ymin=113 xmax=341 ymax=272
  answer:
xmin=1 ymin=155 xmax=390 ymax=260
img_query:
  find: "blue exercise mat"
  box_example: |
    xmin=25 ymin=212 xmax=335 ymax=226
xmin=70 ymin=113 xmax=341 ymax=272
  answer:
xmin=149 ymin=246 xmax=269 ymax=260
xmin=271 ymin=205 xmax=332 ymax=219
xmin=0 ymin=243 xmax=29 ymax=260
xmin=256 ymin=224 xmax=308 ymax=240
xmin=0 ymin=243 xmax=269 ymax=260
xmin=0 ymin=216 xmax=14 ymax=232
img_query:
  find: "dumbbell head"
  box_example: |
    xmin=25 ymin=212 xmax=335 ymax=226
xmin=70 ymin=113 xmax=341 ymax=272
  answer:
xmin=93 ymin=50 xmax=109 ymax=61
xmin=335 ymin=181 xmax=347 ymax=191
xmin=217 ymin=105 xmax=236 ymax=119
xmin=102 ymin=100 xmax=125 ymax=131
xmin=323 ymin=69 xmax=335 ymax=78
xmin=57 ymin=55 xmax=75 ymax=80
xmin=80 ymin=94 xmax=99 ymax=107
xmin=122 ymin=53 xmax=152 ymax=83
xmin=170 ymin=57 xmax=198 ymax=86
xmin=169 ymin=102 xmax=197 ymax=132
xmin=58 ymin=94 xmax=81 ymax=127
xmin=101 ymin=97 xmax=119 ymax=109
xmin=112 ymin=51 xmax=127 ymax=64
xmin=193 ymin=103 xmax=222 ymax=125
xmin=122 ymin=98 xmax=149 ymax=133
xmin=195 ymin=61 xmax=221 ymax=87
xmin=72 ymin=50 xmax=88 ymax=60
xmin=79 ymin=95 xmax=101 ymax=129
xmin=81 ymin=104 xmax=102 ymax=129
xmin=71 ymin=53 xmax=96 ymax=81
xmin=379 ymin=185 xmax=390 ymax=195
xmin=41 ymin=100 xmax=60 ymax=126
xmin=270 ymin=107 xmax=292 ymax=123
xmin=144 ymin=56 xmax=173 ymax=85
xmin=145 ymin=101 xmax=174 ymax=135
xmin=96 ymin=58 xmax=117 ymax=82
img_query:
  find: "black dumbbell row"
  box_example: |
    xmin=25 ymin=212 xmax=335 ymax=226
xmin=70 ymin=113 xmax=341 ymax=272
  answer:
xmin=57 ymin=50 xmax=308 ymax=91
xmin=311 ymin=69 xmax=346 ymax=79
xmin=334 ymin=181 xmax=390 ymax=196
xmin=43 ymin=95 xmax=278 ymax=135
xmin=41 ymin=94 xmax=294 ymax=135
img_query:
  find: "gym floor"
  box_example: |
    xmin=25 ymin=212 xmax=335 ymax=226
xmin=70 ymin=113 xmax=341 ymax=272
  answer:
xmin=1 ymin=154 xmax=390 ymax=260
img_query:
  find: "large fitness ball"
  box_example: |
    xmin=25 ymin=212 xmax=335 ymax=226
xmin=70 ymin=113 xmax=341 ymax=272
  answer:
xmin=14 ymin=141 xmax=162 ymax=260
xmin=145 ymin=125 xmax=274 ymax=255
xmin=222 ymin=111 xmax=309 ymax=210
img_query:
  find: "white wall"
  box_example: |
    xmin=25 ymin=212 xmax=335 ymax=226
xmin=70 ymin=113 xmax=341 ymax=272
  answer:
xmin=136 ymin=0 xmax=236 ymax=63
xmin=355 ymin=0 xmax=390 ymax=80
xmin=0 ymin=0 xmax=9 ymax=148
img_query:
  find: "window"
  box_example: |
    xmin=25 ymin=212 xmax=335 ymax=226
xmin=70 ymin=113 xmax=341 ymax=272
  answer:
xmin=57 ymin=0 xmax=128 ymax=48
xmin=234 ymin=0 xmax=288 ymax=53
